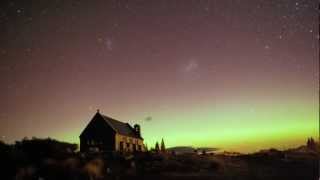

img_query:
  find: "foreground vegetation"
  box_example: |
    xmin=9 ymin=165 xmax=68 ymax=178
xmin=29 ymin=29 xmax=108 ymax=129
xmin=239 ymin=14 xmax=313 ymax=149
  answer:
xmin=0 ymin=138 xmax=318 ymax=180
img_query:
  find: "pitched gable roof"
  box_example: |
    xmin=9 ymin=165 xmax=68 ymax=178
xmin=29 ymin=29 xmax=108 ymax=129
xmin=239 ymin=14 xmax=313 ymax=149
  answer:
xmin=99 ymin=113 xmax=143 ymax=139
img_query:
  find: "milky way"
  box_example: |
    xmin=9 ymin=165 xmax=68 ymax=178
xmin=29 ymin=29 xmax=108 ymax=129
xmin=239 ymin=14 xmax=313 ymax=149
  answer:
xmin=0 ymin=0 xmax=318 ymax=152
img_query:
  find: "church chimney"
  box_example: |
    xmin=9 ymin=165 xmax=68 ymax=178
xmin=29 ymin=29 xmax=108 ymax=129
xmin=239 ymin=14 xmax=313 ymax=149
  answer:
xmin=134 ymin=124 xmax=141 ymax=136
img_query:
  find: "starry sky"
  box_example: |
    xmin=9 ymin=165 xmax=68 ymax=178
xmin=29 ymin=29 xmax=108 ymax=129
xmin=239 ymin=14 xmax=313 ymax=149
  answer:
xmin=0 ymin=0 xmax=319 ymax=152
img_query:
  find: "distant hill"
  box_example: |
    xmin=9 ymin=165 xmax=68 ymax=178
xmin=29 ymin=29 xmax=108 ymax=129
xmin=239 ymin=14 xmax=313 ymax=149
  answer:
xmin=167 ymin=146 xmax=219 ymax=154
xmin=285 ymin=144 xmax=320 ymax=156
xmin=167 ymin=146 xmax=194 ymax=154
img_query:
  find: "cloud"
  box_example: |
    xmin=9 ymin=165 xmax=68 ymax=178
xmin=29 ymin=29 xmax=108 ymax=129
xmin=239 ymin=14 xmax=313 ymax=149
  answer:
xmin=144 ymin=116 xmax=152 ymax=122
xmin=105 ymin=38 xmax=113 ymax=51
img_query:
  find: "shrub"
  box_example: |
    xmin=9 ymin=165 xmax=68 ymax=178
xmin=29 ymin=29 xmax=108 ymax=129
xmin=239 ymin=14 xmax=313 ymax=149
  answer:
xmin=83 ymin=158 xmax=105 ymax=179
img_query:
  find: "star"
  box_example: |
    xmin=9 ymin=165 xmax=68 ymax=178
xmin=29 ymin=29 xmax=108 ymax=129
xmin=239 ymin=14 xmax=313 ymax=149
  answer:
xmin=1 ymin=49 xmax=7 ymax=55
xmin=41 ymin=9 xmax=48 ymax=15
xmin=296 ymin=64 xmax=303 ymax=71
xmin=25 ymin=48 xmax=32 ymax=53
xmin=97 ymin=37 xmax=103 ymax=43
xmin=264 ymin=45 xmax=270 ymax=50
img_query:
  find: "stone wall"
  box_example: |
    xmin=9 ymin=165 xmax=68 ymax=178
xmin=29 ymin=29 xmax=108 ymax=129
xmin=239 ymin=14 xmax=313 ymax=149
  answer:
xmin=115 ymin=133 xmax=144 ymax=152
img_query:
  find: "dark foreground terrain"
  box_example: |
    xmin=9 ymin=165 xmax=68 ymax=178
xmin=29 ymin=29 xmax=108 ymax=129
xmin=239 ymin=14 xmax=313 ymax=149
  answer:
xmin=0 ymin=138 xmax=318 ymax=180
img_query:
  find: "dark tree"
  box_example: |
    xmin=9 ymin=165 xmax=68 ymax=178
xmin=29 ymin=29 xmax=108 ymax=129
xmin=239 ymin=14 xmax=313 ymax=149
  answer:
xmin=14 ymin=137 xmax=78 ymax=160
xmin=307 ymin=137 xmax=317 ymax=150
xmin=145 ymin=143 xmax=149 ymax=152
xmin=160 ymin=138 xmax=166 ymax=153
xmin=155 ymin=142 xmax=160 ymax=153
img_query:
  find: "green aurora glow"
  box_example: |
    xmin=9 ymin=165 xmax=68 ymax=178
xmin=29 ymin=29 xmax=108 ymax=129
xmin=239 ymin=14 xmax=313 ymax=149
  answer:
xmin=57 ymin=96 xmax=318 ymax=153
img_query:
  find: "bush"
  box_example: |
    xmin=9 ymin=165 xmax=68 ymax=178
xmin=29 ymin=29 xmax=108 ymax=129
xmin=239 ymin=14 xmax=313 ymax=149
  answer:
xmin=83 ymin=158 xmax=105 ymax=179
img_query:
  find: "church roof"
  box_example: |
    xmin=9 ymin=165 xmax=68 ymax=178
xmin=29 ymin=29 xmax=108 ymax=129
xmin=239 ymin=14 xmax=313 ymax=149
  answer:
xmin=100 ymin=113 xmax=142 ymax=139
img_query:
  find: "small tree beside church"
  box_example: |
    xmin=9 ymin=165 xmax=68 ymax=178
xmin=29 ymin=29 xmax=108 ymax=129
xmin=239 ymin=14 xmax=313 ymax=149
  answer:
xmin=155 ymin=141 xmax=160 ymax=153
xmin=144 ymin=143 xmax=149 ymax=152
xmin=160 ymin=138 xmax=166 ymax=153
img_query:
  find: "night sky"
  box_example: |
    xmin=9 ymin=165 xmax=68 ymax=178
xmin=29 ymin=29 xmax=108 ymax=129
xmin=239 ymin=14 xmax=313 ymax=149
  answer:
xmin=1 ymin=0 xmax=319 ymax=152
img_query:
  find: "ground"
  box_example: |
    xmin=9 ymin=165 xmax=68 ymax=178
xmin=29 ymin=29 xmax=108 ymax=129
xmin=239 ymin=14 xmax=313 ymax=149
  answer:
xmin=1 ymin=139 xmax=318 ymax=180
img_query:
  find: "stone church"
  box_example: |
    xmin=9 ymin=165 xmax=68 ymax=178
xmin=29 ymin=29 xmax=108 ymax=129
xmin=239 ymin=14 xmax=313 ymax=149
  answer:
xmin=80 ymin=110 xmax=144 ymax=153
